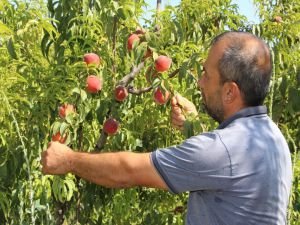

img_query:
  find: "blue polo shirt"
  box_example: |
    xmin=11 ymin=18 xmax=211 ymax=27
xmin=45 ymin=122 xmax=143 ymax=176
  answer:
xmin=151 ymin=106 xmax=292 ymax=225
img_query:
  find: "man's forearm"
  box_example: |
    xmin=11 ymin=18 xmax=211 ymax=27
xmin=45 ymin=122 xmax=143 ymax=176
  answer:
xmin=69 ymin=151 xmax=139 ymax=188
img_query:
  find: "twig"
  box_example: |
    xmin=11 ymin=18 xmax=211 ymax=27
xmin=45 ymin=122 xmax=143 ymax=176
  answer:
xmin=128 ymin=85 xmax=153 ymax=95
xmin=156 ymin=0 xmax=161 ymax=13
xmin=94 ymin=128 xmax=108 ymax=151
xmin=168 ymin=68 xmax=180 ymax=78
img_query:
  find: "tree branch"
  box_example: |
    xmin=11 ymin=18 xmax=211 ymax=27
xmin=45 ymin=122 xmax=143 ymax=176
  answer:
xmin=168 ymin=68 xmax=180 ymax=78
xmin=94 ymin=61 xmax=145 ymax=151
xmin=94 ymin=128 xmax=108 ymax=151
xmin=128 ymin=85 xmax=153 ymax=95
xmin=156 ymin=0 xmax=161 ymax=13
xmin=118 ymin=61 xmax=145 ymax=86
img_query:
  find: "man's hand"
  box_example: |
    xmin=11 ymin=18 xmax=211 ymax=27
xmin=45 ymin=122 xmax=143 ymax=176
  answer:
xmin=41 ymin=142 xmax=73 ymax=175
xmin=171 ymin=94 xmax=198 ymax=130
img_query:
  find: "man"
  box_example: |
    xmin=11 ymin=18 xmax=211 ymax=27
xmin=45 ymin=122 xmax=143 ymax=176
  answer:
xmin=41 ymin=31 xmax=292 ymax=225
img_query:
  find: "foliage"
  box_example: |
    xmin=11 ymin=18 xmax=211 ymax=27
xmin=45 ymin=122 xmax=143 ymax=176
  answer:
xmin=0 ymin=0 xmax=299 ymax=224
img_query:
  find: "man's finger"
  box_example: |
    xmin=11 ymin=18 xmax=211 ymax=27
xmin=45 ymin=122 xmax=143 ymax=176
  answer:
xmin=171 ymin=115 xmax=185 ymax=127
xmin=171 ymin=120 xmax=184 ymax=127
xmin=171 ymin=96 xmax=176 ymax=106
xmin=171 ymin=105 xmax=183 ymax=115
xmin=171 ymin=123 xmax=183 ymax=131
xmin=175 ymin=94 xmax=185 ymax=107
xmin=171 ymin=113 xmax=185 ymax=122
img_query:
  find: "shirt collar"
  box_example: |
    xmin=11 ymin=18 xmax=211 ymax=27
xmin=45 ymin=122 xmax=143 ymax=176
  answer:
xmin=217 ymin=105 xmax=268 ymax=129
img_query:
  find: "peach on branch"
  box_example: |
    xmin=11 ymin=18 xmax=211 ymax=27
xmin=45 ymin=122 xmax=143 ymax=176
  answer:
xmin=127 ymin=34 xmax=140 ymax=51
xmin=86 ymin=75 xmax=102 ymax=93
xmin=114 ymin=85 xmax=128 ymax=102
xmin=52 ymin=132 xmax=68 ymax=144
xmin=153 ymin=87 xmax=170 ymax=105
xmin=83 ymin=53 xmax=100 ymax=66
xmin=103 ymin=118 xmax=119 ymax=135
xmin=155 ymin=55 xmax=172 ymax=72
xmin=58 ymin=103 xmax=75 ymax=118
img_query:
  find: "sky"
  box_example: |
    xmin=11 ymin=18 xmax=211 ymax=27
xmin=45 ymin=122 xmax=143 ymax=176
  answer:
xmin=143 ymin=0 xmax=260 ymax=23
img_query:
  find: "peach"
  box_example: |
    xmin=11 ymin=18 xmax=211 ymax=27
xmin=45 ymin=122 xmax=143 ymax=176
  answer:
xmin=83 ymin=53 xmax=100 ymax=66
xmin=58 ymin=104 xmax=75 ymax=118
xmin=114 ymin=85 xmax=128 ymax=102
xmin=127 ymin=34 xmax=140 ymax=51
xmin=153 ymin=87 xmax=170 ymax=105
xmin=51 ymin=132 xmax=67 ymax=144
xmin=86 ymin=75 xmax=102 ymax=93
xmin=155 ymin=55 xmax=172 ymax=72
xmin=103 ymin=118 xmax=119 ymax=135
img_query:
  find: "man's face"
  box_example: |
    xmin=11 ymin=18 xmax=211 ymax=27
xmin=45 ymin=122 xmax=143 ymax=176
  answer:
xmin=198 ymin=43 xmax=225 ymax=123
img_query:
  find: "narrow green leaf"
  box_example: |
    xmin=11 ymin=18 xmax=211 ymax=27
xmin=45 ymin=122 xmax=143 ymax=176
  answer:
xmin=7 ymin=38 xmax=17 ymax=59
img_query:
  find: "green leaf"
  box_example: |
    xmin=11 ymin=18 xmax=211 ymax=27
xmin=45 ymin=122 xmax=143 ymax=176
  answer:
xmin=288 ymin=87 xmax=300 ymax=112
xmin=0 ymin=163 xmax=7 ymax=178
xmin=7 ymin=38 xmax=17 ymax=59
xmin=0 ymin=192 xmax=9 ymax=219
xmin=279 ymin=75 xmax=288 ymax=97
xmin=52 ymin=121 xmax=61 ymax=133
xmin=60 ymin=122 xmax=69 ymax=134
xmin=0 ymin=22 xmax=13 ymax=35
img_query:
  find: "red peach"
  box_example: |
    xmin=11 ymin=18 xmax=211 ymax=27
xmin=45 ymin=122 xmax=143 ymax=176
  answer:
xmin=114 ymin=86 xmax=128 ymax=102
xmin=155 ymin=55 xmax=172 ymax=72
xmin=127 ymin=34 xmax=140 ymax=51
xmin=83 ymin=53 xmax=100 ymax=66
xmin=51 ymin=132 xmax=67 ymax=144
xmin=86 ymin=75 xmax=102 ymax=93
xmin=103 ymin=118 xmax=119 ymax=135
xmin=58 ymin=104 xmax=75 ymax=118
xmin=153 ymin=87 xmax=170 ymax=105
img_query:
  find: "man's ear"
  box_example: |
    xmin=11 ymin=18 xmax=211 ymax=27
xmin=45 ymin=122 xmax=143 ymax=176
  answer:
xmin=222 ymin=82 xmax=240 ymax=104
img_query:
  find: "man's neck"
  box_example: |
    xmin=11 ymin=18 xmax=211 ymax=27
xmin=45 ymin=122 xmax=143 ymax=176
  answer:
xmin=223 ymin=104 xmax=246 ymax=122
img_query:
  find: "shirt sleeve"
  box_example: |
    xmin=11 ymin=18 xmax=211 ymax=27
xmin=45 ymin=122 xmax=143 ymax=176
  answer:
xmin=150 ymin=132 xmax=233 ymax=194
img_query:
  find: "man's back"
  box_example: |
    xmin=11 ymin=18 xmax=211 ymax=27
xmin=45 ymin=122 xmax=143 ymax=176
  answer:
xmin=203 ymin=114 xmax=292 ymax=224
xmin=152 ymin=107 xmax=292 ymax=225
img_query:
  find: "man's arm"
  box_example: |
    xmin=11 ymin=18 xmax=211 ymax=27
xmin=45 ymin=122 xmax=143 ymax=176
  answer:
xmin=41 ymin=142 xmax=168 ymax=189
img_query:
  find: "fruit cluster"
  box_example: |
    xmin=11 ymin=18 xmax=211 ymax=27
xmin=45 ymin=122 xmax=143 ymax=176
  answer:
xmin=52 ymin=28 xmax=175 ymax=143
xmin=126 ymin=29 xmax=173 ymax=105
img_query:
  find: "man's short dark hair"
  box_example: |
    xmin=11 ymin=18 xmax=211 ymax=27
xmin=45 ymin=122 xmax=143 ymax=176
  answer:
xmin=212 ymin=31 xmax=272 ymax=106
